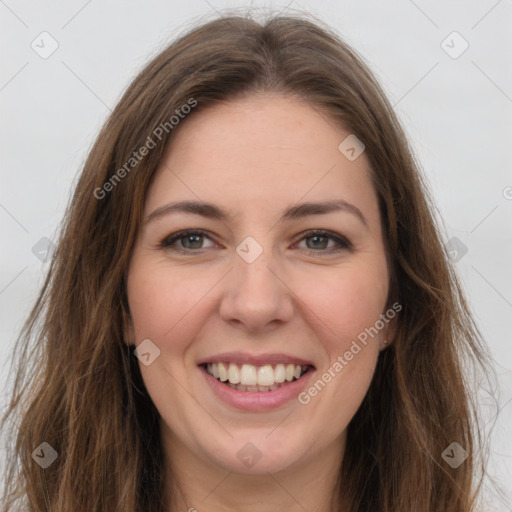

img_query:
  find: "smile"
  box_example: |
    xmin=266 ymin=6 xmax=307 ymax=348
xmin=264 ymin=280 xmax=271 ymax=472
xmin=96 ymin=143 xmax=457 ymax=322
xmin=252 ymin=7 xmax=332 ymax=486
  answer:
xmin=203 ymin=362 xmax=311 ymax=391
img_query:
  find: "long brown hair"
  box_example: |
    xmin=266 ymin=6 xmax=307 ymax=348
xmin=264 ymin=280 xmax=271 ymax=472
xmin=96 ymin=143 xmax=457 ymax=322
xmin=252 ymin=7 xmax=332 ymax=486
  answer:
xmin=1 ymin=13 xmax=493 ymax=512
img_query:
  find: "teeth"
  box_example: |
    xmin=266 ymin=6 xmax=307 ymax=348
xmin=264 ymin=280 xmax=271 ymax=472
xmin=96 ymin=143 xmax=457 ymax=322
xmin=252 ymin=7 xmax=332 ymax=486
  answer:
xmin=257 ymin=365 xmax=274 ymax=386
xmin=227 ymin=363 xmax=240 ymax=384
xmin=218 ymin=362 xmax=228 ymax=382
xmin=205 ymin=362 xmax=308 ymax=389
xmin=285 ymin=364 xmax=295 ymax=382
xmin=274 ymin=364 xmax=286 ymax=383
xmin=240 ymin=364 xmax=257 ymax=386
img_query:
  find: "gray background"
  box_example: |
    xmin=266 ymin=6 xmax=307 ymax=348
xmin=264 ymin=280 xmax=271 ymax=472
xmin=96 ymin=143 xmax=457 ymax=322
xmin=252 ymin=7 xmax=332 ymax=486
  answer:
xmin=1 ymin=0 xmax=511 ymax=509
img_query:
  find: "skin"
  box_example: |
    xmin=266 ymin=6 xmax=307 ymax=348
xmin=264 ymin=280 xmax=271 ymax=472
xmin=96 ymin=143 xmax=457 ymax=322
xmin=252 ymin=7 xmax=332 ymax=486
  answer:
xmin=125 ymin=93 xmax=394 ymax=511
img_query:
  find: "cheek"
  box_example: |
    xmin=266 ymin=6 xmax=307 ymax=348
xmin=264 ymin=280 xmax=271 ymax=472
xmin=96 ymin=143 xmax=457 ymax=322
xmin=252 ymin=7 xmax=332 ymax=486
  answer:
xmin=291 ymin=259 xmax=388 ymax=422
xmin=293 ymin=260 xmax=389 ymax=348
xmin=126 ymin=259 xmax=214 ymax=345
xmin=126 ymin=260 xmax=211 ymax=426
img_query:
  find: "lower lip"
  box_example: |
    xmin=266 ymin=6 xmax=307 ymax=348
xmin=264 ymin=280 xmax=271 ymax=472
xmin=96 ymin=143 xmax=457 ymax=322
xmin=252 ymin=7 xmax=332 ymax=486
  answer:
xmin=200 ymin=366 xmax=314 ymax=412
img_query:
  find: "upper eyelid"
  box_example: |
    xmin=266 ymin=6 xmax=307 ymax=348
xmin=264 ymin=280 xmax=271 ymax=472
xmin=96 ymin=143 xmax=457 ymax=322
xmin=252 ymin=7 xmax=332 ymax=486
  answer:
xmin=161 ymin=229 xmax=218 ymax=247
xmin=161 ymin=229 xmax=351 ymax=250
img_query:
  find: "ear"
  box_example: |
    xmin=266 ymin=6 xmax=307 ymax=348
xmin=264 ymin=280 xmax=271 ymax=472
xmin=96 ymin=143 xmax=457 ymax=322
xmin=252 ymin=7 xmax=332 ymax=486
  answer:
xmin=379 ymin=301 xmax=402 ymax=351
xmin=121 ymin=302 xmax=136 ymax=347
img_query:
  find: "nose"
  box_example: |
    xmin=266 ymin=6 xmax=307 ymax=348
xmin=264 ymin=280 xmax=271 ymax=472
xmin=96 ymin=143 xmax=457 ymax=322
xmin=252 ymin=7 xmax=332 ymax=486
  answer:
xmin=219 ymin=245 xmax=295 ymax=333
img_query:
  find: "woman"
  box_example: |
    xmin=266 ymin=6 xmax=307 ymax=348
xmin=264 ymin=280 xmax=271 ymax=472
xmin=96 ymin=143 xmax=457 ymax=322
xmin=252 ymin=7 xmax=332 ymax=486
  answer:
xmin=1 ymin=13 xmax=493 ymax=512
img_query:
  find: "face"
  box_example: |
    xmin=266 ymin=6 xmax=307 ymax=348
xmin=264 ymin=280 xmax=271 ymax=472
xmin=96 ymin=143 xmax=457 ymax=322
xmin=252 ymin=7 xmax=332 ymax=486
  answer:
xmin=126 ymin=93 xmax=393 ymax=476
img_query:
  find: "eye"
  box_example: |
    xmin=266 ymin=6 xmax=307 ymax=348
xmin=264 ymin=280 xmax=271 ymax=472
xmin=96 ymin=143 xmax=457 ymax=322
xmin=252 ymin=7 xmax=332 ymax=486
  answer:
xmin=160 ymin=229 xmax=352 ymax=255
xmin=294 ymin=230 xmax=352 ymax=255
xmin=160 ymin=229 xmax=217 ymax=252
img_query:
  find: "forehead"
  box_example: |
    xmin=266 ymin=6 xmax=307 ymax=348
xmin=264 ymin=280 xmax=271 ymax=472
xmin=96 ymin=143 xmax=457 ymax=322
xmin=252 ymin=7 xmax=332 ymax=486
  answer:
xmin=145 ymin=93 xmax=380 ymax=226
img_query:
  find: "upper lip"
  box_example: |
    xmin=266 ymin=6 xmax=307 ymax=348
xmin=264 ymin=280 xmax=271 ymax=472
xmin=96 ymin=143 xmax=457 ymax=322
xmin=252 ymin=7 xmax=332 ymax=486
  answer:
xmin=197 ymin=352 xmax=315 ymax=368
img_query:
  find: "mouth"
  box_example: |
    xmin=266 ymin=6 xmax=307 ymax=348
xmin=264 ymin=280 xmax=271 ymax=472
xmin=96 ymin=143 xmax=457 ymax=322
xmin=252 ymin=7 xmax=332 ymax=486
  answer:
xmin=199 ymin=362 xmax=314 ymax=392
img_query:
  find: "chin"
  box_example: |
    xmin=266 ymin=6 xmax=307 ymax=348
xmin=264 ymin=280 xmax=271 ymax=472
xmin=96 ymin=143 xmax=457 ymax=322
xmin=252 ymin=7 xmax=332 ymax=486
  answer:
xmin=201 ymin=431 xmax=312 ymax=475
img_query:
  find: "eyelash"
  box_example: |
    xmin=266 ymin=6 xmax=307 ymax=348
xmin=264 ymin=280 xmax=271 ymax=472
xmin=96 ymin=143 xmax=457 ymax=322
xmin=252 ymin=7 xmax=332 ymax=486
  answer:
xmin=159 ymin=229 xmax=352 ymax=256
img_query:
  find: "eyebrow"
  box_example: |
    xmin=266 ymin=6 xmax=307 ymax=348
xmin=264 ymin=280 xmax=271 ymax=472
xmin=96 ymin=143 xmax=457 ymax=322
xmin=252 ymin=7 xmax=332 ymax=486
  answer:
xmin=146 ymin=199 xmax=368 ymax=227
